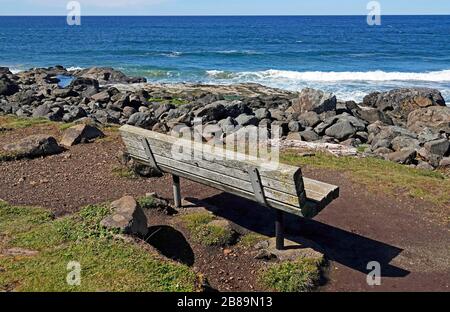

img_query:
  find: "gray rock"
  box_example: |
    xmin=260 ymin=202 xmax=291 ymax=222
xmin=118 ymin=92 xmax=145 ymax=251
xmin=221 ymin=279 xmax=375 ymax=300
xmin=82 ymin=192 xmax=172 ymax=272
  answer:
xmin=254 ymin=108 xmax=271 ymax=120
xmin=0 ymin=78 xmax=19 ymax=96
xmin=224 ymin=100 xmax=252 ymax=118
xmin=391 ymin=136 xmax=420 ymax=152
xmin=290 ymin=88 xmax=337 ymax=114
xmin=91 ymin=90 xmax=110 ymax=103
xmin=194 ymin=102 xmax=226 ymax=122
xmin=355 ymin=107 xmax=393 ymax=125
xmin=416 ymin=161 xmax=434 ymax=171
xmin=154 ymin=103 xmax=174 ymax=119
xmin=73 ymin=67 xmax=146 ymax=84
xmin=3 ymin=135 xmax=62 ymax=158
xmin=100 ymin=196 xmax=148 ymax=236
xmin=218 ymin=117 xmax=237 ymax=134
xmin=363 ymin=88 xmax=445 ymax=121
xmin=122 ymin=106 xmax=137 ymax=118
xmin=374 ymin=147 xmax=393 ymax=155
xmin=60 ymin=124 xmax=105 ymax=147
xmin=268 ymin=108 xmax=285 ymax=121
xmin=32 ymin=104 xmax=50 ymax=118
xmin=424 ymin=139 xmax=450 ymax=157
xmin=417 ymin=127 xmax=441 ymax=144
xmin=325 ymin=121 xmax=356 ymax=141
xmin=439 ymin=157 xmax=450 ymax=167
xmin=298 ymin=111 xmax=321 ymax=128
xmin=235 ymin=114 xmax=259 ymax=127
xmin=386 ymin=149 xmax=417 ymax=164
xmin=407 ymin=106 xmax=450 ymax=134
xmin=127 ymin=112 xmax=155 ymax=128
xmin=299 ymin=130 xmax=320 ymax=142
xmin=288 ymin=121 xmax=302 ymax=133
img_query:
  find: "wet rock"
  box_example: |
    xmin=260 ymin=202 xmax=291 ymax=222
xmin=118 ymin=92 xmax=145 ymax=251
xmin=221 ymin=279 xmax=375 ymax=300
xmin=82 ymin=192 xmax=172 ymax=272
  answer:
xmin=290 ymin=88 xmax=337 ymax=114
xmin=73 ymin=67 xmax=146 ymax=85
xmin=100 ymin=196 xmax=148 ymax=236
xmin=3 ymin=135 xmax=62 ymax=159
xmin=60 ymin=124 xmax=104 ymax=147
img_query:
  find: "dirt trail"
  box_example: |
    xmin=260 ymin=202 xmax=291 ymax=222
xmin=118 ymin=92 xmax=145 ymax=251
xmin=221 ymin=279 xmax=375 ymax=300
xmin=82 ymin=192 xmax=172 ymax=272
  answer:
xmin=0 ymin=126 xmax=449 ymax=291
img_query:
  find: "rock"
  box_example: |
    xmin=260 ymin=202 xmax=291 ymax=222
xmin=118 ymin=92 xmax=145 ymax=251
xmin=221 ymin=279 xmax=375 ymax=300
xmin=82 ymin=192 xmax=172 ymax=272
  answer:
xmin=363 ymin=88 xmax=445 ymax=121
xmin=0 ymin=78 xmax=19 ymax=96
xmin=424 ymin=139 xmax=450 ymax=157
xmin=286 ymin=132 xmax=302 ymax=141
xmin=355 ymin=107 xmax=393 ymax=125
xmin=32 ymin=104 xmax=51 ymax=118
xmin=100 ymin=196 xmax=148 ymax=236
xmin=391 ymin=136 xmax=420 ymax=152
xmin=416 ymin=161 xmax=434 ymax=171
xmin=218 ymin=117 xmax=237 ymax=133
xmin=223 ymin=101 xmax=252 ymax=118
xmin=73 ymin=67 xmax=146 ymax=84
xmin=290 ymin=88 xmax=337 ymax=114
xmin=60 ymin=124 xmax=104 ymax=147
xmin=254 ymin=108 xmax=271 ymax=120
xmin=154 ymin=103 xmax=174 ymax=119
xmin=194 ymin=102 xmax=226 ymax=122
xmin=3 ymin=135 xmax=62 ymax=158
xmin=127 ymin=112 xmax=155 ymax=128
xmin=439 ymin=157 xmax=450 ymax=167
xmin=62 ymin=106 xmax=87 ymax=122
xmin=417 ymin=127 xmax=441 ymax=144
xmin=407 ymin=106 xmax=450 ymax=134
xmin=288 ymin=121 xmax=302 ymax=133
xmin=299 ymin=130 xmax=320 ymax=142
xmin=268 ymin=108 xmax=285 ymax=121
xmin=325 ymin=121 xmax=356 ymax=141
xmin=298 ymin=111 xmax=321 ymax=128
xmin=386 ymin=149 xmax=417 ymax=165
xmin=90 ymin=90 xmax=111 ymax=103
xmin=235 ymin=114 xmax=259 ymax=127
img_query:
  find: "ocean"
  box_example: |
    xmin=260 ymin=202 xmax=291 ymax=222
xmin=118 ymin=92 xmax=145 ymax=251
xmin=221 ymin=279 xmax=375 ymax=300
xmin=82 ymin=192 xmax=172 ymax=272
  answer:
xmin=1 ymin=15 xmax=450 ymax=102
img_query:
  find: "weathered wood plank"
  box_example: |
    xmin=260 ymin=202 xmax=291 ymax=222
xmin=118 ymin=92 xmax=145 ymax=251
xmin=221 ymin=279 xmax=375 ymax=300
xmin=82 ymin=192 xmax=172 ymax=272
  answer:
xmin=120 ymin=128 xmax=305 ymax=198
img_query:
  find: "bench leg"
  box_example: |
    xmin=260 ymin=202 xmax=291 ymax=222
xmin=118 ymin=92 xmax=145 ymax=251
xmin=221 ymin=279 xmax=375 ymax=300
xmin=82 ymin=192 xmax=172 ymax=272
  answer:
xmin=172 ymin=175 xmax=182 ymax=208
xmin=275 ymin=210 xmax=285 ymax=250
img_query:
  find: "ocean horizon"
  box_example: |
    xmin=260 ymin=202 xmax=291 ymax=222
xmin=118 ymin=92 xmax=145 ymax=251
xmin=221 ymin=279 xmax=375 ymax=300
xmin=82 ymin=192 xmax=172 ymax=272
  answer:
xmin=1 ymin=15 xmax=450 ymax=102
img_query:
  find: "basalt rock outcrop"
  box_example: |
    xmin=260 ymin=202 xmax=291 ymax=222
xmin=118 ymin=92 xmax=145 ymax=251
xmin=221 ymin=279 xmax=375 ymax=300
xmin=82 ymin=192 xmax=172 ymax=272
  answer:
xmin=0 ymin=66 xmax=449 ymax=169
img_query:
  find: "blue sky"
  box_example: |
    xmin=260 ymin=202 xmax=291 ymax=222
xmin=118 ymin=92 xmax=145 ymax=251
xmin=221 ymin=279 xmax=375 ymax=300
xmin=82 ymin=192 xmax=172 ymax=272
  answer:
xmin=1 ymin=0 xmax=450 ymax=16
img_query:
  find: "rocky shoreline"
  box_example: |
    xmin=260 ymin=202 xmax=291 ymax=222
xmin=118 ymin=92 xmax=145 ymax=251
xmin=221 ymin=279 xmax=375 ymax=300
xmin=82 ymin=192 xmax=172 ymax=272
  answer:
xmin=1 ymin=65 xmax=449 ymax=169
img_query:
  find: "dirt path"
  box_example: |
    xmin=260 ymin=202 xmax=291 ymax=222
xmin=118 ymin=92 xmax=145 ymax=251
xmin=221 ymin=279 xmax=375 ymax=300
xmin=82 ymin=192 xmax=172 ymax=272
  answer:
xmin=0 ymin=125 xmax=449 ymax=291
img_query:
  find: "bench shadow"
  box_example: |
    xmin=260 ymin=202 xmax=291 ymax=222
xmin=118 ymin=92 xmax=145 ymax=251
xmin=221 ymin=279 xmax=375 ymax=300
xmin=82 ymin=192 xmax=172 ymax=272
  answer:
xmin=187 ymin=194 xmax=410 ymax=278
xmin=145 ymin=225 xmax=195 ymax=267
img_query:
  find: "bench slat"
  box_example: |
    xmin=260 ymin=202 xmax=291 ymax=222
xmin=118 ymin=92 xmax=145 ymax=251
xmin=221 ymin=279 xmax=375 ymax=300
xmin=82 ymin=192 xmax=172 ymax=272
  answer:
xmin=119 ymin=125 xmax=339 ymax=217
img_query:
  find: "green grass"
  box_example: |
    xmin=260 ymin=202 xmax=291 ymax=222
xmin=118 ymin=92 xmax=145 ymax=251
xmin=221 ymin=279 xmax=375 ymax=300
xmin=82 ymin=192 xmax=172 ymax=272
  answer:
xmin=259 ymin=258 xmax=322 ymax=292
xmin=137 ymin=196 xmax=157 ymax=209
xmin=179 ymin=212 xmax=234 ymax=247
xmin=0 ymin=201 xmax=197 ymax=292
xmin=0 ymin=115 xmax=53 ymax=131
xmin=111 ymin=166 xmax=137 ymax=179
xmin=147 ymin=97 xmax=189 ymax=106
xmin=239 ymin=233 xmax=269 ymax=248
xmin=281 ymin=151 xmax=450 ymax=207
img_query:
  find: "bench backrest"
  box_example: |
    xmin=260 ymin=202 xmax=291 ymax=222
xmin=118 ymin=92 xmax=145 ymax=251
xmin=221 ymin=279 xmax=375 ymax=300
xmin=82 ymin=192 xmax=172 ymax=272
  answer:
xmin=120 ymin=125 xmax=338 ymax=218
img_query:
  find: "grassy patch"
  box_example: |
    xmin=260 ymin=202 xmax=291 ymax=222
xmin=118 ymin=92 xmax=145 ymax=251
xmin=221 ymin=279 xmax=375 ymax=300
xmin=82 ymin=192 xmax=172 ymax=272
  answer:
xmin=147 ymin=97 xmax=189 ymax=106
xmin=239 ymin=233 xmax=269 ymax=248
xmin=281 ymin=151 xmax=450 ymax=207
xmin=179 ymin=212 xmax=234 ymax=247
xmin=259 ymin=258 xmax=322 ymax=292
xmin=137 ymin=196 xmax=157 ymax=209
xmin=0 ymin=115 xmax=53 ymax=131
xmin=111 ymin=166 xmax=137 ymax=179
xmin=0 ymin=202 xmax=197 ymax=292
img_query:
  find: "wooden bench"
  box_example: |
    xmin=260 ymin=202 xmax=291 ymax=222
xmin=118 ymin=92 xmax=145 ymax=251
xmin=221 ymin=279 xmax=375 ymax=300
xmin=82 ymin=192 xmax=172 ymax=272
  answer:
xmin=120 ymin=125 xmax=339 ymax=250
